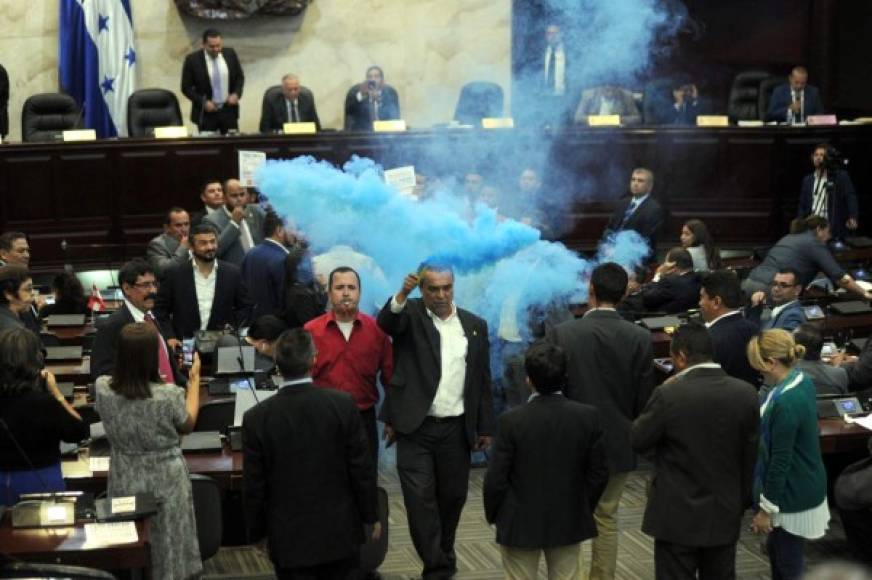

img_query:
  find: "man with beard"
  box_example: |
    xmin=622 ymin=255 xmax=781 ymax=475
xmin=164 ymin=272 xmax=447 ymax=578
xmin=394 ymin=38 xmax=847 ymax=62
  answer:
xmin=304 ymin=266 xmax=393 ymax=466
xmin=153 ymin=223 xmax=252 ymax=348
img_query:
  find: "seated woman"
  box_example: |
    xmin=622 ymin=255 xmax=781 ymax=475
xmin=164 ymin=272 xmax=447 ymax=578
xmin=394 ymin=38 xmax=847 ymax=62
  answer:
xmin=748 ymin=329 xmax=829 ymax=580
xmin=0 ymin=265 xmax=35 ymax=331
xmin=39 ymin=271 xmax=89 ymax=319
xmin=281 ymin=247 xmax=326 ymax=329
xmin=95 ymin=322 xmax=202 ymax=579
xmin=679 ymin=219 xmax=721 ymax=272
xmin=0 ymin=327 xmax=87 ymax=504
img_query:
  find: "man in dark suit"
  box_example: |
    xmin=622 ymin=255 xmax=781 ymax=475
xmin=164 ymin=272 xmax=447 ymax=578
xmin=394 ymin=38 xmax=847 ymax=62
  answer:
xmin=619 ymin=247 xmax=701 ymax=317
xmin=189 ymin=179 xmax=225 ymax=228
xmin=344 ymin=66 xmax=400 ymax=131
xmin=206 ymin=178 xmax=266 ymax=266
xmin=484 ymin=341 xmax=609 ymax=579
xmin=241 ymin=211 xmax=289 ymax=321
xmin=0 ymin=62 xmax=8 ymax=139
xmin=548 ymin=262 xmax=655 ymax=580
xmin=0 ymin=231 xmax=43 ymax=338
xmin=243 ymin=328 xmax=380 ymax=580
xmin=378 ymin=263 xmax=494 ymax=580
xmin=181 ymin=28 xmax=245 ymax=134
xmin=153 ymin=223 xmax=252 ymax=345
xmin=632 ymin=322 xmax=759 ymax=580
xmin=746 ymin=267 xmax=806 ymax=332
xmin=90 ymin=259 xmax=184 ymax=384
xmin=797 ymin=144 xmax=859 ymax=241
xmin=699 ymin=270 xmax=761 ymax=389
xmin=259 ymin=74 xmax=321 ymax=133
xmin=604 ymin=167 xmax=665 ymax=260
xmin=146 ymin=207 xmax=190 ymax=278
xmin=765 ymin=66 xmax=823 ymax=123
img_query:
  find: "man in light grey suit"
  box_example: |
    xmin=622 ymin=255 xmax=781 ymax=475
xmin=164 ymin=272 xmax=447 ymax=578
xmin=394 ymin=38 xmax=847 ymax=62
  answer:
xmin=206 ymin=178 xmax=265 ymax=266
xmin=147 ymin=207 xmax=190 ymax=278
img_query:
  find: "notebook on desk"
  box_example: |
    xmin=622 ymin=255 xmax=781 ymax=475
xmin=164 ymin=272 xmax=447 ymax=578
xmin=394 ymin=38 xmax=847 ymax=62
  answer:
xmin=44 ymin=346 xmax=84 ymax=361
xmin=95 ymin=493 xmax=158 ymax=522
xmin=45 ymin=314 xmax=86 ymax=327
xmin=830 ymin=301 xmax=872 ymax=315
xmin=180 ymin=431 xmax=223 ymax=453
xmin=640 ymin=315 xmax=682 ymax=331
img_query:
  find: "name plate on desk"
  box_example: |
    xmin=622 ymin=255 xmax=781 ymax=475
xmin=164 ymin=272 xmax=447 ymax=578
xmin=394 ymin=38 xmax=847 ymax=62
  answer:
xmin=586 ymin=115 xmax=621 ymax=127
xmin=696 ymin=115 xmax=729 ymax=127
xmin=481 ymin=117 xmax=514 ymax=129
xmin=62 ymin=129 xmax=97 ymax=142
xmin=807 ymin=114 xmax=837 ymax=126
xmin=373 ymin=120 xmax=407 ymax=132
xmin=282 ymin=122 xmax=317 ymax=134
xmin=154 ymin=125 xmax=189 ymax=139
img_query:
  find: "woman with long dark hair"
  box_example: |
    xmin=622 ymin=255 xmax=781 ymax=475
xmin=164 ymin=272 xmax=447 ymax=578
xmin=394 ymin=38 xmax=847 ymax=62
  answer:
xmin=39 ymin=271 xmax=89 ymax=318
xmin=679 ymin=219 xmax=721 ymax=271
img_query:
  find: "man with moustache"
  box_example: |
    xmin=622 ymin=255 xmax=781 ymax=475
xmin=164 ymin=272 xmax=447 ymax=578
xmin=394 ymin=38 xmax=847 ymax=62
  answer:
xmin=190 ymin=179 xmax=225 ymax=227
xmin=153 ymin=223 xmax=252 ymax=348
xmin=305 ymin=266 xmax=393 ymax=466
xmin=206 ymin=178 xmax=265 ymax=266
xmin=378 ymin=263 xmax=494 ymax=580
xmin=91 ymin=258 xmax=185 ymax=384
xmin=147 ymin=207 xmax=191 ymax=278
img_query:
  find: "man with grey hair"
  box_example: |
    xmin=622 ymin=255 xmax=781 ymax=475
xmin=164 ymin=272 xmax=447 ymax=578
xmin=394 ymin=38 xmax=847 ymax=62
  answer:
xmin=259 ymin=73 xmax=321 ymax=133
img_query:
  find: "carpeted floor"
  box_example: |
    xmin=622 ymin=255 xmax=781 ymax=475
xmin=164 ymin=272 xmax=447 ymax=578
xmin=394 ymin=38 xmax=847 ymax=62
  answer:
xmin=202 ymin=466 xmax=857 ymax=579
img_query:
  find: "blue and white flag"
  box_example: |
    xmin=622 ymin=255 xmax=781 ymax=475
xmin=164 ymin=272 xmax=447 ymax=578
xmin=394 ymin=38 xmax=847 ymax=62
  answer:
xmin=59 ymin=0 xmax=137 ymax=138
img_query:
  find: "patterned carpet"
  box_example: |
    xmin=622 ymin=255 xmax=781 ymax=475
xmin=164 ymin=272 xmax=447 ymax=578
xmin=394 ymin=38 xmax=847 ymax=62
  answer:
xmin=202 ymin=465 xmax=857 ymax=579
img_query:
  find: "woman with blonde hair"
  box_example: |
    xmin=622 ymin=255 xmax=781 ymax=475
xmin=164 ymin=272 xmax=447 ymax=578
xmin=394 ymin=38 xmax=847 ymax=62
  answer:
xmin=747 ymin=329 xmax=828 ymax=580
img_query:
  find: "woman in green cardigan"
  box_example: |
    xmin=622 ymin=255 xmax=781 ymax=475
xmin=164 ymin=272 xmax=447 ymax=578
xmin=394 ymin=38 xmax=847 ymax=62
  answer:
xmin=747 ymin=329 xmax=829 ymax=580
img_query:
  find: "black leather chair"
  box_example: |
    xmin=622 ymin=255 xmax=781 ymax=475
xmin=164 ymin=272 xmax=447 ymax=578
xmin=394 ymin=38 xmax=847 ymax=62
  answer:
xmin=190 ymin=474 xmax=222 ymax=561
xmin=127 ymin=88 xmax=182 ymax=137
xmin=194 ymin=398 xmax=234 ymax=432
xmin=453 ymin=82 xmax=504 ymax=125
xmin=21 ymin=93 xmax=82 ymax=142
xmin=726 ymin=71 xmax=774 ymax=122
xmin=758 ymin=76 xmax=782 ymax=121
xmin=642 ymin=78 xmax=676 ymax=125
xmin=258 ymin=84 xmax=316 ymax=133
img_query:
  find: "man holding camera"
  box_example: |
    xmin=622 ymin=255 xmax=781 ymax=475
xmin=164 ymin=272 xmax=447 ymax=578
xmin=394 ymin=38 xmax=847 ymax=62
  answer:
xmin=344 ymin=66 xmax=401 ymax=131
xmin=798 ymin=143 xmax=859 ymax=241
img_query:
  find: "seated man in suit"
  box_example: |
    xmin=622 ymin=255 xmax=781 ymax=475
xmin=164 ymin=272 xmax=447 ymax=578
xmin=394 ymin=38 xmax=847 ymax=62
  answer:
xmin=619 ymin=247 xmax=700 ymax=317
xmin=765 ymin=66 xmax=823 ymax=124
xmin=603 ymin=167 xmax=665 ymax=260
xmin=632 ymin=322 xmax=759 ymax=579
xmin=649 ymin=80 xmax=707 ymax=125
xmin=0 ymin=231 xmax=43 ymax=337
xmin=699 ymin=270 xmax=761 ymax=389
xmin=574 ymin=84 xmax=642 ymax=125
xmin=181 ymin=28 xmax=245 ymax=134
xmin=484 ymin=341 xmax=608 ymax=580
xmin=746 ymin=267 xmax=806 ymax=332
xmin=153 ymin=223 xmax=252 ymax=347
xmin=259 ymin=73 xmax=321 ymax=133
xmin=206 ymin=178 xmax=266 ymax=266
xmin=146 ymin=206 xmax=190 ymax=278
xmin=793 ymin=323 xmax=848 ymax=395
xmin=90 ymin=258 xmax=184 ymax=384
xmin=190 ymin=179 xmax=224 ymax=227
xmin=241 ymin=210 xmax=289 ymax=321
xmin=344 ymin=66 xmax=400 ymax=131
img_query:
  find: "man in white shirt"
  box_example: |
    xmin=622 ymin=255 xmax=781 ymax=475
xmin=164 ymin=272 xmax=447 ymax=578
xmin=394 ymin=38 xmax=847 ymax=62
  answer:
xmin=181 ymin=28 xmax=245 ymax=134
xmin=206 ymin=178 xmax=266 ymax=266
xmin=377 ymin=263 xmax=494 ymax=580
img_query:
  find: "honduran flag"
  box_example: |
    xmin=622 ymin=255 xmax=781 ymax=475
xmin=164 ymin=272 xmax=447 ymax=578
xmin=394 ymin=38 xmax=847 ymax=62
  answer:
xmin=59 ymin=0 xmax=137 ymax=138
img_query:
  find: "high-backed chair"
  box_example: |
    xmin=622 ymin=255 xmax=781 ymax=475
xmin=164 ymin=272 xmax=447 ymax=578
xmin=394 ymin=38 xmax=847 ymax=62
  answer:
xmin=726 ymin=71 xmax=773 ymax=122
xmin=21 ymin=93 xmax=82 ymax=142
xmin=453 ymin=82 xmax=504 ymax=125
xmin=127 ymin=88 xmax=182 ymax=137
xmin=258 ymin=84 xmax=316 ymax=133
xmin=190 ymin=474 xmax=223 ymax=561
xmin=758 ymin=76 xmax=783 ymax=121
xmin=642 ymin=78 xmax=676 ymax=125
xmin=194 ymin=399 xmax=234 ymax=432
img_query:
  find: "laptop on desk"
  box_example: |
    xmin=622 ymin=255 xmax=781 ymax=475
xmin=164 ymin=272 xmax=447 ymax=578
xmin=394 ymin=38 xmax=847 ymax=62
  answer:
xmin=215 ymin=346 xmax=256 ymax=376
xmin=45 ymin=314 xmax=86 ymax=327
xmin=180 ymin=431 xmax=223 ymax=453
xmin=829 ymin=301 xmax=872 ymax=315
xmin=44 ymin=346 xmax=84 ymax=361
xmin=640 ymin=315 xmax=682 ymax=331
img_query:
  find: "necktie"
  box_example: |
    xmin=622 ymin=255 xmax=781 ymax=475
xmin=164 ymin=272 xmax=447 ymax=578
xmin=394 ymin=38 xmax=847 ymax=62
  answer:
xmin=292 ymin=101 xmax=299 ymax=123
xmin=371 ymin=98 xmax=380 ymax=122
xmin=239 ymin=218 xmax=254 ymax=252
xmin=547 ymin=48 xmax=556 ymax=91
xmin=210 ymin=56 xmax=223 ymax=104
xmin=144 ymin=313 xmax=174 ymax=383
xmin=620 ymin=199 xmax=638 ymax=228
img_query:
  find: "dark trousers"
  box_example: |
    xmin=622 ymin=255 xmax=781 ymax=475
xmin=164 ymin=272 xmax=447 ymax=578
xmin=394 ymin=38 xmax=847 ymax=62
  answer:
xmin=275 ymin=553 xmax=359 ymax=580
xmin=839 ymin=508 xmax=872 ymax=564
xmin=198 ymin=106 xmax=238 ymax=134
xmin=654 ymin=539 xmax=736 ymax=580
xmin=766 ymin=527 xmax=805 ymax=580
xmin=360 ymin=406 xmax=379 ymax=469
xmin=397 ymin=416 xmax=470 ymax=580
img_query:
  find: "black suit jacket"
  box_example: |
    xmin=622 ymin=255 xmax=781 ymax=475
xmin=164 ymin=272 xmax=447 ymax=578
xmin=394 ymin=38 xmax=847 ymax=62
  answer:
xmin=640 ymin=272 xmax=701 ymax=314
xmin=153 ymin=260 xmax=252 ymax=340
xmin=548 ymin=310 xmax=655 ymax=473
xmin=484 ymin=394 xmax=609 ymax=549
xmin=259 ymin=87 xmax=321 ymax=133
xmin=377 ymin=298 xmax=494 ymax=447
xmin=181 ymin=48 xmax=245 ymax=124
xmin=632 ymin=366 xmax=759 ymax=546
xmin=242 ymin=381 xmax=377 ymax=568
xmin=797 ymin=170 xmax=859 ymax=241
xmin=90 ymin=303 xmax=185 ymax=384
xmin=344 ymin=84 xmax=401 ymax=131
xmin=766 ymin=83 xmax=823 ymax=122
xmin=708 ymin=312 xmax=761 ymax=388
xmin=605 ymin=195 xmax=666 ymax=254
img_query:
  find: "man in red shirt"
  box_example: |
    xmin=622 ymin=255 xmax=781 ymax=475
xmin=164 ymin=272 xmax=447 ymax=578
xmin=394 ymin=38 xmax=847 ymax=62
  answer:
xmin=304 ymin=266 xmax=393 ymax=465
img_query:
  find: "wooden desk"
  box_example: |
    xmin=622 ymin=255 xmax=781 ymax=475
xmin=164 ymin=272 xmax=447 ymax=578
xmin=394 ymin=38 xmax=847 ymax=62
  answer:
xmin=0 ymin=514 xmax=150 ymax=573
xmin=818 ymin=418 xmax=871 ymax=454
xmin=46 ymin=325 xmax=97 ymax=346
xmin=47 ymin=357 xmax=91 ymax=385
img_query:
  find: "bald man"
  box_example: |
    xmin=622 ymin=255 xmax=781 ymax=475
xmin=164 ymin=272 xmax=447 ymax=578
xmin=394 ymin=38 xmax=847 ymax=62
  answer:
xmin=259 ymin=73 xmax=321 ymax=133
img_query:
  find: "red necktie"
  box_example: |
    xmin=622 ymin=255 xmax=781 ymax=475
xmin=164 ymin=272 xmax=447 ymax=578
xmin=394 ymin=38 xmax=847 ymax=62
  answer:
xmin=144 ymin=313 xmax=174 ymax=384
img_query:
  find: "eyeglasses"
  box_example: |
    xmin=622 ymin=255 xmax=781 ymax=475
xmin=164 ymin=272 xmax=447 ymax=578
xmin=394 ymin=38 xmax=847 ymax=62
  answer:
xmin=132 ymin=281 xmax=159 ymax=290
xmin=770 ymin=282 xmax=798 ymax=289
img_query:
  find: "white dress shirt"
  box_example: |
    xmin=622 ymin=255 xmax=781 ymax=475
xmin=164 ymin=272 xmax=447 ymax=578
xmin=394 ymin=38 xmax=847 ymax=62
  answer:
xmin=704 ymin=309 xmax=742 ymax=329
xmin=811 ymin=171 xmax=829 ymax=219
xmin=391 ymin=296 xmax=468 ymax=417
xmin=193 ymin=259 xmax=218 ymax=331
